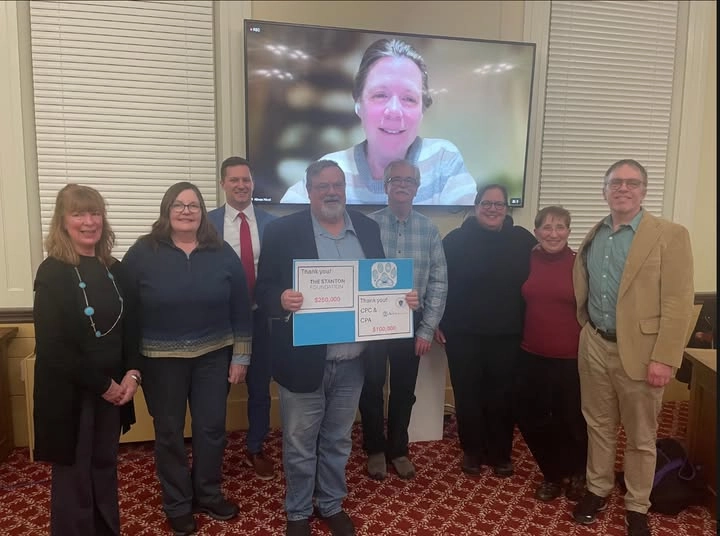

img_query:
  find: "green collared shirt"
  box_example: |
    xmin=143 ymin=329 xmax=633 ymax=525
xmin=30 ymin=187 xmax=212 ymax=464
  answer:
xmin=587 ymin=209 xmax=644 ymax=332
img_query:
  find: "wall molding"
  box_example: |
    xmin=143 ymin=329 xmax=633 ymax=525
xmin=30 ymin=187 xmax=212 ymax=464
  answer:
xmin=0 ymin=309 xmax=33 ymax=324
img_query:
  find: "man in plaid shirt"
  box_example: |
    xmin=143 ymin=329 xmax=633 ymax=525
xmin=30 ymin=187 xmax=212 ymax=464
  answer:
xmin=359 ymin=159 xmax=448 ymax=480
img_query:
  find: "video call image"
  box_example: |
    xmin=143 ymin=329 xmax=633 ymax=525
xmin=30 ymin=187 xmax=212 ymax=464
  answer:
xmin=244 ymin=20 xmax=536 ymax=207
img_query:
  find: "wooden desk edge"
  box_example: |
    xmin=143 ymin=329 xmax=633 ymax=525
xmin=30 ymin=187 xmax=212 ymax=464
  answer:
xmin=683 ymin=348 xmax=717 ymax=374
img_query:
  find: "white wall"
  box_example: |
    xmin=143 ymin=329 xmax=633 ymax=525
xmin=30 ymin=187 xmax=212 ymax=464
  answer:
xmin=0 ymin=1 xmax=36 ymax=309
xmin=690 ymin=1 xmax=716 ymax=292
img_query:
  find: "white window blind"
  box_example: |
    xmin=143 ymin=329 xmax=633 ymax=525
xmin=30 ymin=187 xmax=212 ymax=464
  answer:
xmin=538 ymin=1 xmax=679 ymax=247
xmin=30 ymin=0 xmax=217 ymax=257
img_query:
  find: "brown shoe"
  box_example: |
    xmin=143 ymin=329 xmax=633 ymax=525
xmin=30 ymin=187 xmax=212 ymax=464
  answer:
xmin=245 ymin=450 xmax=275 ymax=480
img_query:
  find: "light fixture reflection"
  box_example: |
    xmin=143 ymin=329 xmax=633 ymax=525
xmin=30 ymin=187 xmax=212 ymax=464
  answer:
xmin=265 ymin=43 xmax=310 ymax=60
xmin=473 ymin=63 xmax=514 ymax=75
xmin=255 ymin=69 xmax=294 ymax=80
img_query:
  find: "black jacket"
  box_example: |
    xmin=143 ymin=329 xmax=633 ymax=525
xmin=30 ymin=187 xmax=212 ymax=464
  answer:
xmin=255 ymin=209 xmax=385 ymax=392
xmin=32 ymin=257 xmax=141 ymax=465
xmin=440 ymin=215 xmax=536 ymax=336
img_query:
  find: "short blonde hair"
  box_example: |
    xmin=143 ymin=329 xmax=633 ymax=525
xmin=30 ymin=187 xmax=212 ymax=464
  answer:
xmin=45 ymin=184 xmax=115 ymax=266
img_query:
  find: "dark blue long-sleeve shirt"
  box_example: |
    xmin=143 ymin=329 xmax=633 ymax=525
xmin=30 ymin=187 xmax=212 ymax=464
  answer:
xmin=123 ymin=238 xmax=252 ymax=364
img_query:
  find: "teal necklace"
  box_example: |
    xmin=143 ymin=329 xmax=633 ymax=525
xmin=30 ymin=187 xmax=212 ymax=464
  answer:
xmin=74 ymin=264 xmax=124 ymax=338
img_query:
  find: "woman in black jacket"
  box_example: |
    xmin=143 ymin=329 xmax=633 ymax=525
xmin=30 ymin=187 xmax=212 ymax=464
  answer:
xmin=436 ymin=184 xmax=536 ymax=477
xmin=33 ymin=184 xmax=141 ymax=536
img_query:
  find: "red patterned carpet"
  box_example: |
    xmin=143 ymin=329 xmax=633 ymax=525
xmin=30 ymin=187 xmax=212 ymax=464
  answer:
xmin=0 ymin=401 xmax=715 ymax=535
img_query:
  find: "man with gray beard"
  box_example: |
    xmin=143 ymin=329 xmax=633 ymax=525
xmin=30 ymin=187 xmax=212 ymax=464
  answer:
xmin=256 ymin=160 xmax=417 ymax=536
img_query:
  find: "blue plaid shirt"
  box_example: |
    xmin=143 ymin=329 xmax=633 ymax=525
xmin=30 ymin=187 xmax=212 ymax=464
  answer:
xmin=369 ymin=207 xmax=448 ymax=341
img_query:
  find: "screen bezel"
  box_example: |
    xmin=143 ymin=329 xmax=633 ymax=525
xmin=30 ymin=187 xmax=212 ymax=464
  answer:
xmin=243 ymin=19 xmax=537 ymax=209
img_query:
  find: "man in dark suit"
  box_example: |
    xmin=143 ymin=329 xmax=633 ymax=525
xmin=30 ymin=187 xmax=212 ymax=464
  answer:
xmin=256 ymin=160 xmax=395 ymax=536
xmin=208 ymin=156 xmax=277 ymax=480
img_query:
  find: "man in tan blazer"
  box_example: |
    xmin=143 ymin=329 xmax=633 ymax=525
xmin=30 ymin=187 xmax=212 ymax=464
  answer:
xmin=571 ymin=159 xmax=694 ymax=536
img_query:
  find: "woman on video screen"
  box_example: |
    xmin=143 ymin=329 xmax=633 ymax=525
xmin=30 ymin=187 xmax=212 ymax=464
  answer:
xmin=280 ymin=38 xmax=477 ymax=205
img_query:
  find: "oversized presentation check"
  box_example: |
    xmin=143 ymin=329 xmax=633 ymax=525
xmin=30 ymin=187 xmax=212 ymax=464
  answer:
xmin=292 ymin=258 xmax=414 ymax=346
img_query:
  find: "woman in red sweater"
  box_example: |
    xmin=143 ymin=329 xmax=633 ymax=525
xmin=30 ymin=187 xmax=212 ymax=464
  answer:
xmin=516 ymin=206 xmax=587 ymax=502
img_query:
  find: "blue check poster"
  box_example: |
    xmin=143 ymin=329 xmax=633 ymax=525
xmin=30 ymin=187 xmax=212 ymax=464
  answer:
xmin=292 ymin=258 xmax=414 ymax=346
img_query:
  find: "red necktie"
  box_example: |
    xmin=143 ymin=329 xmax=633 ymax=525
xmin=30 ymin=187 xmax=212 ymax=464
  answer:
xmin=239 ymin=213 xmax=255 ymax=298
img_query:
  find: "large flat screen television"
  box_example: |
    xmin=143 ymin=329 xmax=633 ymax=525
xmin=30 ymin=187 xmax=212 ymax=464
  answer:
xmin=244 ymin=19 xmax=536 ymax=207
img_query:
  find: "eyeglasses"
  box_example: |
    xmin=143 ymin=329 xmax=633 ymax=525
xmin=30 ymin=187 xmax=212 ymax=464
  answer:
xmin=385 ymin=176 xmax=419 ymax=187
xmin=311 ymin=182 xmax=345 ymax=193
xmin=478 ymin=200 xmax=507 ymax=209
xmin=606 ymin=178 xmax=645 ymax=191
xmin=170 ymin=202 xmax=201 ymax=213
xmin=538 ymin=224 xmax=569 ymax=234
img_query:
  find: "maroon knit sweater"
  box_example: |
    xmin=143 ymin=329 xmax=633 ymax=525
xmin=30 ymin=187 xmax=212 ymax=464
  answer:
xmin=520 ymin=245 xmax=581 ymax=358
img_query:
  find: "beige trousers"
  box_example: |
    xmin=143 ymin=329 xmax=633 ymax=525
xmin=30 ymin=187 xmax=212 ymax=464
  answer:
xmin=578 ymin=324 xmax=664 ymax=513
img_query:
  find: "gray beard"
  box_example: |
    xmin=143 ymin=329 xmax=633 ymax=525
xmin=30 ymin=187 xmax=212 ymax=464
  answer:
xmin=319 ymin=201 xmax=345 ymax=222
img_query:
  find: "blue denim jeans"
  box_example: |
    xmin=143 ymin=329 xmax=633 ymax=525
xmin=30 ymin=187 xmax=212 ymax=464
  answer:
xmin=279 ymin=358 xmax=364 ymax=521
